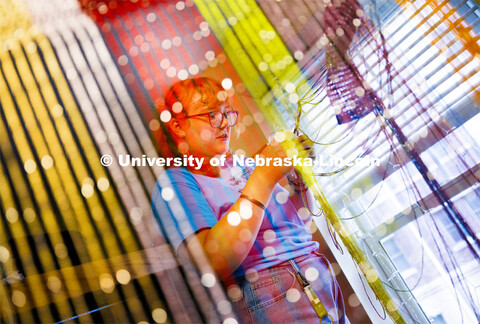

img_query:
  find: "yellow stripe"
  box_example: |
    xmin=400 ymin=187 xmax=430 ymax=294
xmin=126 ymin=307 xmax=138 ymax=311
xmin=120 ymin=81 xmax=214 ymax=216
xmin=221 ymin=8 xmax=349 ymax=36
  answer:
xmin=195 ymin=0 xmax=304 ymax=129
xmin=33 ymin=34 xmax=160 ymax=320
xmin=0 ymin=50 xmax=57 ymax=323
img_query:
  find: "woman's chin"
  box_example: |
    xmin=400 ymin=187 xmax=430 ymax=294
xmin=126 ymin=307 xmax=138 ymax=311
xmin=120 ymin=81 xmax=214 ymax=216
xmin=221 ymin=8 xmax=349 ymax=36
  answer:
xmin=215 ymin=142 xmax=230 ymax=154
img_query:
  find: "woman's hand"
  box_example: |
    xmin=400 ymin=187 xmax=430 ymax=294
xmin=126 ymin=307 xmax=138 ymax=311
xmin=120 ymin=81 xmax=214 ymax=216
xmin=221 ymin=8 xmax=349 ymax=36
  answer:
xmin=297 ymin=134 xmax=316 ymax=160
xmin=255 ymin=132 xmax=315 ymax=185
xmin=256 ymin=143 xmax=293 ymax=184
xmin=286 ymin=134 xmax=315 ymax=192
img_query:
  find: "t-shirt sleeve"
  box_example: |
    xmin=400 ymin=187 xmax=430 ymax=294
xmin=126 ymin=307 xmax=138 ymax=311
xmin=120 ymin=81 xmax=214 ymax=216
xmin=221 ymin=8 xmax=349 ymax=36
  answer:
xmin=151 ymin=168 xmax=218 ymax=252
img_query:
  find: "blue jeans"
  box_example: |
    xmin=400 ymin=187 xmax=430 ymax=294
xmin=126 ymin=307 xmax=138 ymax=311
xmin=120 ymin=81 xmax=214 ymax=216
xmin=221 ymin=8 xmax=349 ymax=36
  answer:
xmin=226 ymin=252 xmax=349 ymax=323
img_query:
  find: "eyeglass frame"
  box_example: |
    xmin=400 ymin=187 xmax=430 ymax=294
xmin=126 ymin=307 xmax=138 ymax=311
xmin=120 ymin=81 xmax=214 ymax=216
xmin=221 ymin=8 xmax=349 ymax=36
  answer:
xmin=184 ymin=110 xmax=239 ymax=128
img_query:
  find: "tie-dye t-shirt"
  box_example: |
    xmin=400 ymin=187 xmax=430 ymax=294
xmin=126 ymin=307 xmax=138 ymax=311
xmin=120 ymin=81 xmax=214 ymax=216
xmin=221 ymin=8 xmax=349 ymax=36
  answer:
xmin=151 ymin=156 xmax=318 ymax=278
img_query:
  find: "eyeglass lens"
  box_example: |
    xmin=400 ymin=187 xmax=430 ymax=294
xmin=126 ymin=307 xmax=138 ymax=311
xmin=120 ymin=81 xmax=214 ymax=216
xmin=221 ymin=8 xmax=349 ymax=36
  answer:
xmin=210 ymin=111 xmax=238 ymax=127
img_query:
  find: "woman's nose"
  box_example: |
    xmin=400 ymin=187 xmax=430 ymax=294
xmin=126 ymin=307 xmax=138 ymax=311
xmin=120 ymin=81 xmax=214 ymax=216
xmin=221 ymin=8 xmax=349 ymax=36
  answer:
xmin=219 ymin=114 xmax=229 ymax=129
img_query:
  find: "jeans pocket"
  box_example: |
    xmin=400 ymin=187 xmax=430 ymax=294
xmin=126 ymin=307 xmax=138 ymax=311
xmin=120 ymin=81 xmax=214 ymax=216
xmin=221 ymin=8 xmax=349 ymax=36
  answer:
xmin=247 ymin=269 xmax=296 ymax=311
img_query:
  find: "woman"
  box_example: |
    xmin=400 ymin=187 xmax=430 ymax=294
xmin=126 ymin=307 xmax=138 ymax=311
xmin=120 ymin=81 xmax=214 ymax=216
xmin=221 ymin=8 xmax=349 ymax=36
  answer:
xmin=151 ymin=77 xmax=348 ymax=323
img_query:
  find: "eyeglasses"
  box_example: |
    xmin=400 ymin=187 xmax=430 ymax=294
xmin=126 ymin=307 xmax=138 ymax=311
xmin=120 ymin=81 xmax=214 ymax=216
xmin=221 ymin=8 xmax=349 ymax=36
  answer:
xmin=185 ymin=110 xmax=239 ymax=128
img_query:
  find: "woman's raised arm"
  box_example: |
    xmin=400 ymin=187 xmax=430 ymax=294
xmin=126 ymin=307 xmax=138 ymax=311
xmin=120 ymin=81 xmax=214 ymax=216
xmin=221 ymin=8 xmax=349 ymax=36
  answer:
xmin=180 ymin=138 xmax=298 ymax=279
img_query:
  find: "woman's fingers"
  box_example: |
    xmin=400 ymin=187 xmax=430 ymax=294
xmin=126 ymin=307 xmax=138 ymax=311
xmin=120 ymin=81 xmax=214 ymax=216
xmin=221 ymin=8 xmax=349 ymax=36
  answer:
xmin=296 ymin=135 xmax=316 ymax=160
xmin=265 ymin=131 xmax=316 ymax=160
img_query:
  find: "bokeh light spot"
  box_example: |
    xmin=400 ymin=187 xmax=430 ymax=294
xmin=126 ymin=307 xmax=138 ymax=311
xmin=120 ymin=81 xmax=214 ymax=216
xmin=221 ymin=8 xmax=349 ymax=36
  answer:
xmin=172 ymin=102 xmax=183 ymax=113
xmin=200 ymin=129 xmax=213 ymax=141
xmin=39 ymin=155 xmax=53 ymax=169
xmin=161 ymin=187 xmax=174 ymax=201
xmin=152 ymin=308 xmax=167 ymax=323
xmin=47 ymin=276 xmax=62 ymax=293
xmin=245 ymin=268 xmax=258 ymax=282
xmin=298 ymin=207 xmax=309 ymax=220
xmin=175 ymin=1 xmax=185 ymax=11
xmin=263 ymin=246 xmax=276 ymax=258
xmin=205 ymin=50 xmax=215 ymax=61
xmin=12 ymin=290 xmax=26 ymax=307
xmin=286 ymin=288 xmax=301 ymax=303
xmin=216 ymin=90 xmax=228 ymax=101
xmin=81 ymin=184 xmax=94 ymax=198
xmin=239 ymin=203 xmax=252 ymax=220
xmin=263 ymin=229 xmax=276 ymax=243
xmin=348 ymin=293 xmax=361 ymax=307
xmin=177 ymin=69 xmax=188 ymax=80
xmin=221 ymin=78 xmax=233 ymax=90
xmin=227 ymin=284 xmax=242 ymax=300
xmin=223 ymin=318 xmax=238 ymax=324
xmin=160 ymin=110 xmax=172 ymax=123
xmin=273 ymin=131 xmax=286 ymax=143
xmin=355 ymin=87 xmax=365 ymax=97
xmin=275 ymin=191 xmax=288 ymax=204
xmin=227 ymin=212 xmax=241 ymax=226
xmin=99 ymin=273 xmax=115 ymax=293
xmin=0 ymin=246 xmax=10 ymax=263
xmin=23 ymin=208 xmax=36 ymax=223
xmin=201 ymin=273 xmax=216 ymax=287
xmin=6 ymin=208 xmax=18 ymax=223
xmin=116 ymin=269 xmax=131 ymax=285
xmin=305 ymin=267 xmax=319 ymax=281
xmin=24 ymin=159 xmax=36 ymax=174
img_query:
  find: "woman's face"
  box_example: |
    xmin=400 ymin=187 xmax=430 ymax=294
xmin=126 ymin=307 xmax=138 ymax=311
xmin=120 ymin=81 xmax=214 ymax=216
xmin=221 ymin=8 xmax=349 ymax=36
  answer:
xmin=179 ymin=93 xmax=232 ymax=158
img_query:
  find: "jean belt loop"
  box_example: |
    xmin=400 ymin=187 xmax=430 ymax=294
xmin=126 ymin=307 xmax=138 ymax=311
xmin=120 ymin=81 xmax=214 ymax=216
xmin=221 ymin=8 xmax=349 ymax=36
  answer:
xmin=289 ymin=258 xmax=332 ymax=322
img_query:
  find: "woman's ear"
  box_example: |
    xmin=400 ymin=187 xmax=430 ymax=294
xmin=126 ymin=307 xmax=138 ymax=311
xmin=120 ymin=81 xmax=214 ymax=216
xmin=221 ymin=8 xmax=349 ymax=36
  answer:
xmin=169 ymin=119 xmax=186 ymax=139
